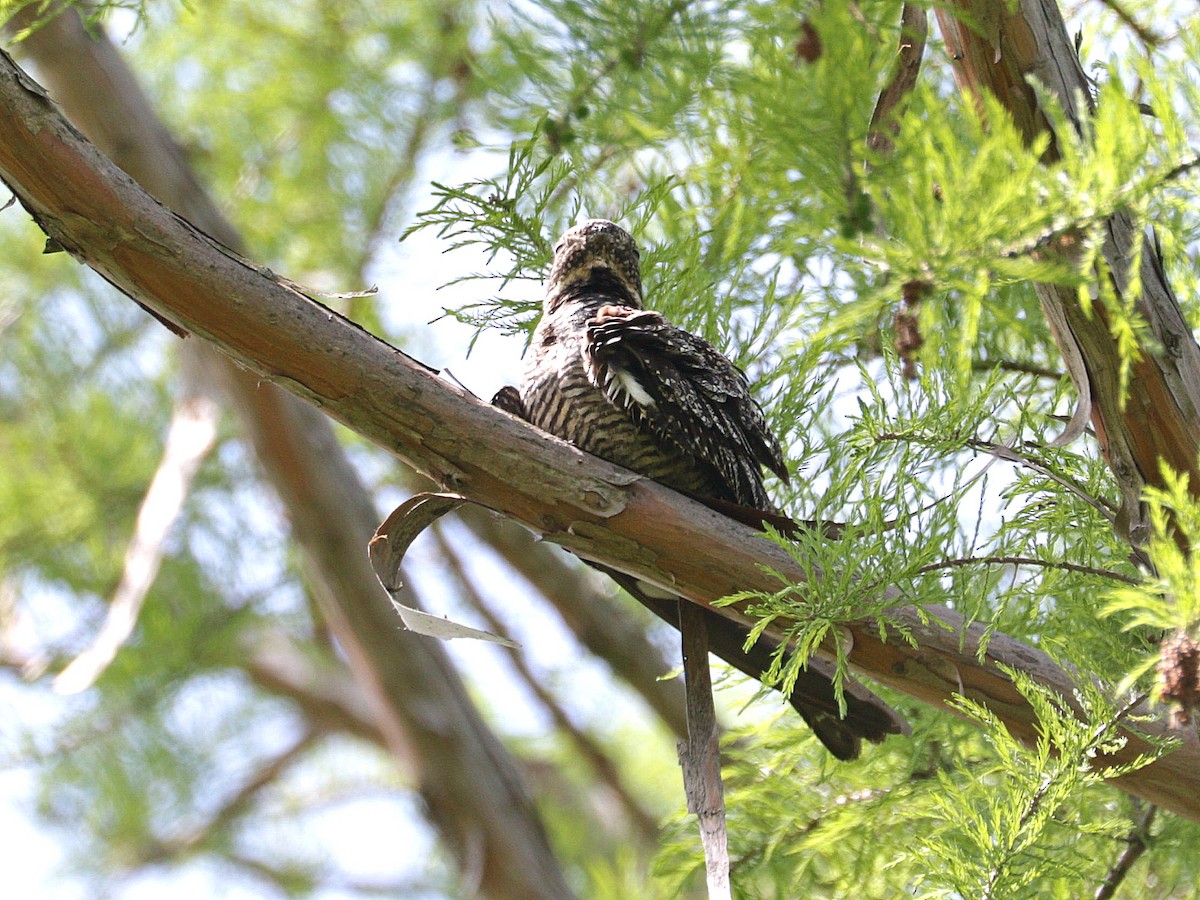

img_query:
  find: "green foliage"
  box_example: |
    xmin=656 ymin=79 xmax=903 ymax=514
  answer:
xmin=410 ymin=0 xmax=1200 ymax=895
xmin=916 ymin=671 xmax=1164 ymax=899
xmin=132 ymin=0 xmax=485 ymax=290
xmin=0 ymin=240 xmax=167 ymax=589
xmin=1104 ymin=466 xmax=1200 ymax=692
xmin=8 ymin=0 xmax=1200 ymax=897
xmin=2 ymin=1 xmax=156 ymax=38
xmin=655 ymin=678 xmax=1183 ymax=899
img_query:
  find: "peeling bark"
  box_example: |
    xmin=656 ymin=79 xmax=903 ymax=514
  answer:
xmin=936 ymin=0 xmax=1200 ymax=541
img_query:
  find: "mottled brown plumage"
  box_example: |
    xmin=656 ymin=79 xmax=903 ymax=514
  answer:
xmin=494 ymin=219 xmax=904 ymax=759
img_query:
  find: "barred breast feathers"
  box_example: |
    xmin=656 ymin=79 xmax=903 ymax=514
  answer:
xmin=506 ymin=219 xmax=790 ymax=512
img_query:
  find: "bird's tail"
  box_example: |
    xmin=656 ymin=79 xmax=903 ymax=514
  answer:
xmin=596 ymin=565 xmax=908 ymax=761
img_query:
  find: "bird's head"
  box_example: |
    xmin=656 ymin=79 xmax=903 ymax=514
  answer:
xmin=545 ymin=219 xmax=644 ymax=311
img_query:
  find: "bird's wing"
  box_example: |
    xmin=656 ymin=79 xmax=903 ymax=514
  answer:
xmin=583 ymin=305 xmax=788 ymax=509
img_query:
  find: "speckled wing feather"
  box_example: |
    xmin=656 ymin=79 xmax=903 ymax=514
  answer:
xmin=584 ymin=305 xmax=788 ymax=511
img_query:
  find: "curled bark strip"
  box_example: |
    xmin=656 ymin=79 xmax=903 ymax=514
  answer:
xmin=371 ymin=493 xmax=519 ymax=647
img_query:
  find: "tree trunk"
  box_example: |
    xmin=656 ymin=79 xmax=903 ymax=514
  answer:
xmin=937 ymin=0 xmax=1200 ymax=540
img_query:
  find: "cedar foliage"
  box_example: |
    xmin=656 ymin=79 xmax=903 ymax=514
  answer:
xmin=3 ymin=0 xmax=1200 ymax=897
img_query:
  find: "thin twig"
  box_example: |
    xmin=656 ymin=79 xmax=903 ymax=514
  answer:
xmin=967 ymin=438 xmax=1117 ymax=520
xmin=985 ymin=693 xmax=1149 ymax=900
xmin=1094 ymin=801 xmax=1157 ymax=900
xmin=543 ymin=0 xmax=688 ymax=206
xmin=1001 ymin=155 xmax=1200 ymax=263
xmin=876 ymin=427 xmax=1113 ymax=518
xmin=357 ymin=10 xmax=478 ymax=278
xmin=148 ymin=729 xmax=320 ymax=862
xmin=916 ymin=554 xmax=1140 ymax=585
xmin=973 ymin=359 xmax=1064 ymax=380
xmin=358 ymin=73 xmax=440 ymax=273
xmin=556 ymin=0 xmax=689 ymax=127
xmin=1091 ymin=0 xmax=1165 ymax=48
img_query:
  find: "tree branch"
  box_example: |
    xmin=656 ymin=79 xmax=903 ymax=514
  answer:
xmin=677 ymin=601 xmax=730 ymax=900
xmin=0 ymin=45 xmax=1197 ymax=818
xmin=150 ymin=729 xmax=319 ymax=862
xmin=936 ymin=0 xmax=1200 ymax=545
xmin=1094 ymin=801 xmax=1156 ymax=900
xmin=242 ymin=629 xmax=392 ymax=752
xmin=8 ymin=14 xmax=574 ymax=898
xmin=54 ymin=361 xmax=219 ymax=695
xmin=867 ymin=2 xmax=928 ymax=156
xmin=915 ymin=554 xmax=1140 ymax=585
xmin=1091 ymin=0 xmax=1165 ymax=48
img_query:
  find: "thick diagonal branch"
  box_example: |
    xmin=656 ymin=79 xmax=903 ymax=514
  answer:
xmin=9 ymin=15 xmax=573 ymax=898
xmin=0 ymin=45 xmax=1197 ymax=817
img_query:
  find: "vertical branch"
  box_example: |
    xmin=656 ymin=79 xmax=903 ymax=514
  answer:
xmin=677 ymin=601 xmax=730 ymax=900
xmin=457 ymin=506 xmax=690 ymax=736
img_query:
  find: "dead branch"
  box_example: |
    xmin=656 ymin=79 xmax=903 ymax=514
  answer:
xmin=55 ymin=363 xmax=219 ymax=695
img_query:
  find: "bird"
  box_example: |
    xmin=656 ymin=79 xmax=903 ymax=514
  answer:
xmin=493 ymin=219 xmax=904 ymax=759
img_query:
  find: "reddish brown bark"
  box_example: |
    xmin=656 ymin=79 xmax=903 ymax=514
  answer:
xmin=936 ymin=0 xmax=1200 ymax=540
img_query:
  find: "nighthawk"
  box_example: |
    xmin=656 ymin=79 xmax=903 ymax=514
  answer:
xmin=494 ymin=219 xmax=903 ymax=759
